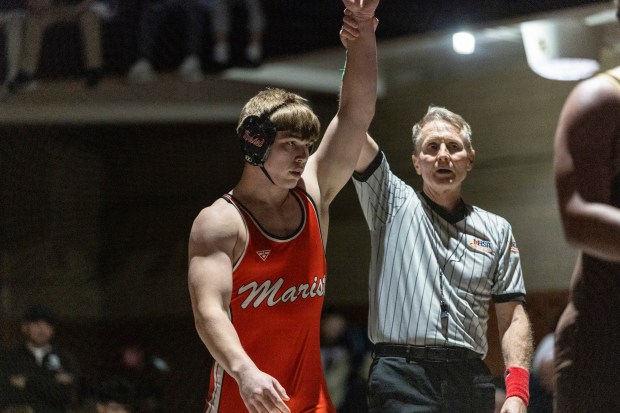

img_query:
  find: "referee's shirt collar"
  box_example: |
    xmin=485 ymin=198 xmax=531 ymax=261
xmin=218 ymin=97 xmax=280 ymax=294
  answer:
xmin=418 ymin=191 xmax=469 ymax=224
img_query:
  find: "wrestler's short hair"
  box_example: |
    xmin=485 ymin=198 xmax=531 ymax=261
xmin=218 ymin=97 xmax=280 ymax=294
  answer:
xmin=236 ymin=88 xmax=321 ymax=165
xmin=237 ymin=88 xmax=320 ymax=143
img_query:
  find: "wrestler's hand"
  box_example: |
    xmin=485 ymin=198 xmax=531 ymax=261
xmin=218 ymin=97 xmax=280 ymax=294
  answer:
xmin=501 ymin=396 xmax=527 ymax=413
xmin=342 ymin=0 xmax=379 ymax=21
xmin=340 ymin=9 xmax=379 ymax=49
xmin=238 ymin=368 xmax=290 ymax=413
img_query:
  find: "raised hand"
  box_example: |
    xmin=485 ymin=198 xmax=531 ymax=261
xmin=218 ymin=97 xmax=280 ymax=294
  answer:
xmin=342 ymin=0 xmax=380 ymax=21
xmin=340 ymin=8 xmax=378 ymax=49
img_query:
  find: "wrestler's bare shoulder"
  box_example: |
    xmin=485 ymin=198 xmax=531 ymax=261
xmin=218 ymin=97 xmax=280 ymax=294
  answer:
xmin=190 ymin=197 xmax=243 ymax=246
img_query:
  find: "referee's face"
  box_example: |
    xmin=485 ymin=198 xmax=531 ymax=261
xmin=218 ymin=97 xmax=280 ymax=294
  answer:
xmin=412 ymin=120 xmax=475 ymax=192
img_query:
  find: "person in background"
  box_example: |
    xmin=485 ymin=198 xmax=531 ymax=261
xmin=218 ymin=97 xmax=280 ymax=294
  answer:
xmin=320 ymin=308 xmax=372 ymax=413
xmin=321 ymin=310 xmax=353 ymax=411
xmin=126 ymin=0 xmax=207 ymax=84
xmin=7 ymin=0 xmax=105 ymax=94
xmin=111 ymin=343 xmax=168 ymax=413
xmin=95 ymin=377 xmax=136 ymax=413
xmin=0 ymin=0 xmax=26 ymax=96
xmin=187 ymin=1 xmax=379 ymax=411
xmin=210 ymin=0 xmax=266 ymax=67
xmin=552 ymin=1 xmax=620 ymax=412
xmin=528 ymin=331 xmax=554 ymax=413
xmin=0 ymin=304 xmax=81 ymax=413
xmin=492 ymin=376 xmax=507 ymax=413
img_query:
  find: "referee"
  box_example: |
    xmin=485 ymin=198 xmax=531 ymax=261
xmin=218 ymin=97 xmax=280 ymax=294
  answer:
xmin=351 ymin=105 xmax=533 ymax=413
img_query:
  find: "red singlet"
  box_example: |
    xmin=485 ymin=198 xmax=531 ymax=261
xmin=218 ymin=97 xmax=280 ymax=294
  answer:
xmin=205 ymin=187 xmax=335 ymax=413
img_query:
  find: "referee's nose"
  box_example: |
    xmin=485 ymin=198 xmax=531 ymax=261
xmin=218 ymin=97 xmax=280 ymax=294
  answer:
xmin=436 ymin=144 xmax=450 ymax=162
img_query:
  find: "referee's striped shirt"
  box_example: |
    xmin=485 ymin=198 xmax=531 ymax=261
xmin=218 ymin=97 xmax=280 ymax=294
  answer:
xmin=353 ymin=151 xmax=526 ymax=358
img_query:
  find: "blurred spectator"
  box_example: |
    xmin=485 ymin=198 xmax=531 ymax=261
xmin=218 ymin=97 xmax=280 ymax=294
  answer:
xmin=7 ymin=0 xmax=106 ymax=94
xmin=126 ymin=0 xmax=207 ymax=84
xmin=95 ymin=377 xmax=136 ymax=413
xmin=0 ymin=0 xmax=26 ymax=95
xmin=0 ymin=304 xmax=80 ymax=413
xmin=321 ymin=310 xmax=350 ymax=409
xmin=210 ymin=0 xmax=266 ymax=67
xmin=492 ymin=375 xmax=506 ymax=413
xmin=528 ymin=332 xmax=554 ymax=413
xmin=110 ymin=343 xmax=169 ymax=413
xmin=320 ymin=308 xmax=372 ymax=413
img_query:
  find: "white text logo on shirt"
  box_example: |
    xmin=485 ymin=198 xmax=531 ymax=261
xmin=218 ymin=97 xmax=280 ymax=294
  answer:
xmin=238 ymin=275 xmax=326 ymax=309
xmin=469 ymin=238 xmax=494 ymax=254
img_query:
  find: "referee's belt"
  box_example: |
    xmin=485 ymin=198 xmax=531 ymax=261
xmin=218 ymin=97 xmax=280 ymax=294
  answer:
xmin=373 ymin=343 xmax=481 ymax=362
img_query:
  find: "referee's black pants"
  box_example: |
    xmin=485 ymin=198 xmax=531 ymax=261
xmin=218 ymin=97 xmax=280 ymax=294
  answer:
xmin=367 ymin=355 xmax=495 ymax=413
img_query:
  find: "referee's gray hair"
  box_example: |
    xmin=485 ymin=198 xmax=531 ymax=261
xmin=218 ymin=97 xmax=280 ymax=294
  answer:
xmin=411 ymin=105 xmax=473 ymax=154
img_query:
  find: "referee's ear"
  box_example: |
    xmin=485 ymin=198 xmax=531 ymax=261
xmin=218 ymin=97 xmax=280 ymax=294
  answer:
xmin=411 ymin=153 xmax=422 ymax=175
xmin=466 ymin=149 xmax=476 ymax=171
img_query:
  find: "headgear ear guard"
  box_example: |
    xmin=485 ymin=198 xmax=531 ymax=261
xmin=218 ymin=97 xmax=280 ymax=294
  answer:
xmin=238 ymin=114 xmax=278 ymax=166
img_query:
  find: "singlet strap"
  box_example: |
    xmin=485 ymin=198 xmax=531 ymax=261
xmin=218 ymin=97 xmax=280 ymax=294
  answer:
xmin=222 ymin=190 xmax=307 ymax=240
xmin=290 ymin=186 xmax=324 ymax=239
xmin=221 ymin=193 xmax=256 ymax=216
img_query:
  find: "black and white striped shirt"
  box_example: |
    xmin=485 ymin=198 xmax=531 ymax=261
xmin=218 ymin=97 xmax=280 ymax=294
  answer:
xmin=353 ymin=152 xmax=526 ymax=357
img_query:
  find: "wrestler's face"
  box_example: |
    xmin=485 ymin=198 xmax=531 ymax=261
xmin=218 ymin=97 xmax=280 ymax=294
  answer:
xmin=262 ymin=131 xmax=313 ymax=188
xmin=412 ymin=120 xmax=475 ymax=191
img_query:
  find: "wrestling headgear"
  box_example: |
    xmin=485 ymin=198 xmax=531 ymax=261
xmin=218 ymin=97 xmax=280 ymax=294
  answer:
xmin=238 ymin=113 xmax=278 ymax=166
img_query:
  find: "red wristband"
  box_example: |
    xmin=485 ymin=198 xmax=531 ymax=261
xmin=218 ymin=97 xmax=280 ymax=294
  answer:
xmin=504 ymin=366 xmax=530 ymax=406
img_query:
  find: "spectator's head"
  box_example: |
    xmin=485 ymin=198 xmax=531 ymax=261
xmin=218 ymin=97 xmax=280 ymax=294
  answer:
xmin=96 ymin=377 xmax=136 ymax=413
xmin=20 ymin=304 xmax=56 ymax=348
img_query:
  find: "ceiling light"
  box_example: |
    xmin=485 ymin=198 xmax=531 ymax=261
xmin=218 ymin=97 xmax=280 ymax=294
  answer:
xmin=520 ymin=19 xmax=602 ymax=81
xmin=453 ymin=31 xmax=475 ymax=55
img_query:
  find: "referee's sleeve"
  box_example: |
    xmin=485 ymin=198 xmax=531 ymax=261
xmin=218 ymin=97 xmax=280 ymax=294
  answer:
xmin=491 ymin=222 xmax=526 ymax=301
xmin=353 ymin=152 xmax=387 ymax=230
xmin=353 ymin=151 xmax=384 ymax=183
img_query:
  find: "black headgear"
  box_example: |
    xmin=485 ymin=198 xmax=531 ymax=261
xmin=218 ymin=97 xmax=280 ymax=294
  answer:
xmin=238 ymin=114 xmax=277 ymax=166
xmin=238 ymin=102 xmax=290 ymax=166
